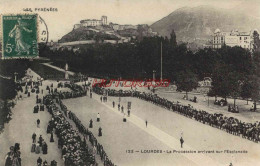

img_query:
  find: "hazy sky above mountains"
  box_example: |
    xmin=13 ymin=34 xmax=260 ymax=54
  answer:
xmin=1 ymin=0 xmax=260 ymax=41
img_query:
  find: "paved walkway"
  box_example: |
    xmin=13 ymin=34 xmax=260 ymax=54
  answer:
xmin=0 ymin=80 xmax=64 ymax=165
xmin=91 ymin=92 xmax=218 ymax=166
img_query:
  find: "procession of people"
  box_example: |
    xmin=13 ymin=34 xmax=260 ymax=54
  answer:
xmin=44 ymin=95 xmax=96 ymax=166
xmin=4 ymin=71 xmax=259 ymax=166
xmin=42 ymin=81 xmax=115 ymax=166
xmin=92 ymin=85 xmax=260 ymax=143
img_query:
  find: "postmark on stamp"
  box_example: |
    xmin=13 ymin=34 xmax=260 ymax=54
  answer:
xmin=1 ymin=14 xmax=38 ymax=59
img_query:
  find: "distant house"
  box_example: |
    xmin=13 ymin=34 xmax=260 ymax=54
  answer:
xmin=212 ymin=29 xmax=253 ymax=50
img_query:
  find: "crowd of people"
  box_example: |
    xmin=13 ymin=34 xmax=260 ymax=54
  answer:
xmin=41 ymin=81 xmax=116 ymax=166
xmin=24 ymin=80 xmax=43 ymax=97
xmin=63 ymin=106 xmax=114 ymax=166
xmin=44 ymin=94 xmax=95 ymax=166
xmin=5 ymin=143 xmax=21 ymax=166
xmin=92 ymin=86 xmax=260 ymax=143
xmin=57 ymin=85 xmax=115 ymax=166
xmin=4 ymin=74 xmax=99 ymax=166
xmin=36 ymin=157 xmax=57 ymax=166
xmin=31 ymin=133 xmax=49 ymax=155
xmin=58 ymin=83 xmax=87 ymax=99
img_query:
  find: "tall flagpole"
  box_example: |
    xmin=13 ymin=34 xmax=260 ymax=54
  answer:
xmin=160 ymin=41 xmax=162 ymax=80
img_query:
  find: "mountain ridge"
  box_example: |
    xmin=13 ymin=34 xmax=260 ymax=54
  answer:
xmin=151 ymin=5 xmax=260 ymax=46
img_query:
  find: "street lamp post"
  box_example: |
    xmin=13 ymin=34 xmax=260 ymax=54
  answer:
xmin=153 ymin=70 xmax=156 ymax=80
xmin=160 ymin=41 xmax=163 ymax=81
xmin=208 ymin=95 xmax=209 ymax=106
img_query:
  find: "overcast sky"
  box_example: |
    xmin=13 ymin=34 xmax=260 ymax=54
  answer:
xmin=1 ymin=0 xmax=259 ymax=41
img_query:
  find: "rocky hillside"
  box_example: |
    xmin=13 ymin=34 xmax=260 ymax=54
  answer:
xmin=59 ymin=27 xmax=119 ymax=43
xmin=59 ymin=23 xmax=158 ymax=43
xmin=151 ymin=5 xmax=260 ymax=43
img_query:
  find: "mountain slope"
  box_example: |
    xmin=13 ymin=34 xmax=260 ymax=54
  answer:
xmin=151 ymin=5 xmax=260 ymax=43
xmin=59 ymin=27 xmax=119 ymax=43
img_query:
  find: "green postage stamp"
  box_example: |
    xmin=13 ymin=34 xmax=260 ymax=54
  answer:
xmin=1 ymin=14 xmax=38 ymax=59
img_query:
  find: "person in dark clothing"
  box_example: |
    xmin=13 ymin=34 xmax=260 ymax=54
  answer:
xmin=32 ymin=133 xmax=36 ymax=143
xmin=228 ymin=105 xmax=231 ymax=112
xmin=47 ymin=124 xmax=52 ymax=134
xmin=145 ymin=120 xmax=148 ymax=128
xmin=194 ymin=96 xmax=197 ymax=103
xmin=33 ymin=106 xmax=38 ymax=113
xmin=37 ymin=119 xmax=40 ymax=128
xmin=38 ymin=135 xmax=43 ymax=147
xmin=43 ymin=160 xmax=48 ymax=166
xmin=98 ymin=127 xmax=102 ymax=137
xmin=37 ymin=157 xmax=42 ymax=166
xmin=112 ymin=101 xmax=115 ymax=108
xmin=14 ymin=143 xmax=20 ymax=152
xmin=180 ymin=137 xmax=184 ymax=148
xmin=89 ymin=119 xmax=93 ymax=128
xmin=50 ymin=131 xmax=54 ymax=142
xmin=5 ymin=153 xmax=12 ymax=166
xmin=42 ymin=142 xmax=48 ymax=154
xmin=50 ymin=160 xmax=57 ymax=166
xmin=40 ymin=104 xmax=44 ymax=111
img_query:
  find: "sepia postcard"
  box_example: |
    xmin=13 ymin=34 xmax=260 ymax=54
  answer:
xmin=1 ymin=0 xmax=260 ymax=166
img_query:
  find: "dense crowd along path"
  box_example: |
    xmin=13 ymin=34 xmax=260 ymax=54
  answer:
xmin=43 ymin=82 xmax=115 ymax=166
xmin=92 ymin=86 xmax=260 ymax=144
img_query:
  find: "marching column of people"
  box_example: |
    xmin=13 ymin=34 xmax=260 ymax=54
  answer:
xmin=60 ymin=101 xmax=115 ymax=166
xmin=56 ymin=82 xmax=115 ymax=166
xmin=44 ymin=95 xmax=96 ymax=166
xmin=42 ymin=82 xmax=116 ymax=166
xmin=92 ymin=86 xmax=260 ymax=143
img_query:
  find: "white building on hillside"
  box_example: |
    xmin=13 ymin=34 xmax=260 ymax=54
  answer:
xmin=212 ymin=29 xmax=253 ymax=50
xmin=74 ymin=16 xmax=108 ymax=29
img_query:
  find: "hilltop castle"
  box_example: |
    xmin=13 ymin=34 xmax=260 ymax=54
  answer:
xmin=74 ymin=16 xmax=108 ymax=29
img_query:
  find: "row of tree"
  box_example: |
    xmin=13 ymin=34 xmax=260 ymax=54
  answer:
xmin=0 ymin=59 xmax=30 ymax=128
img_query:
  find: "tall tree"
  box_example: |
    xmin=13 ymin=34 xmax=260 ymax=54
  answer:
xmin=210 ymin=62 xmax=231 ymax=101
xmin=241 ymin=76 xmax=254 ymax=105
xmin=175 ymin=70 xmax=198 ymax=99
xmin=170 ymin=29 xmax=177 ymax=47
xmin=227 ymin=72 xmax=242 ymax=107
xmin=253 ymin=30 xmax=260 ymax=52
xmin=248 ymin=75 xmax=260 ymax=111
